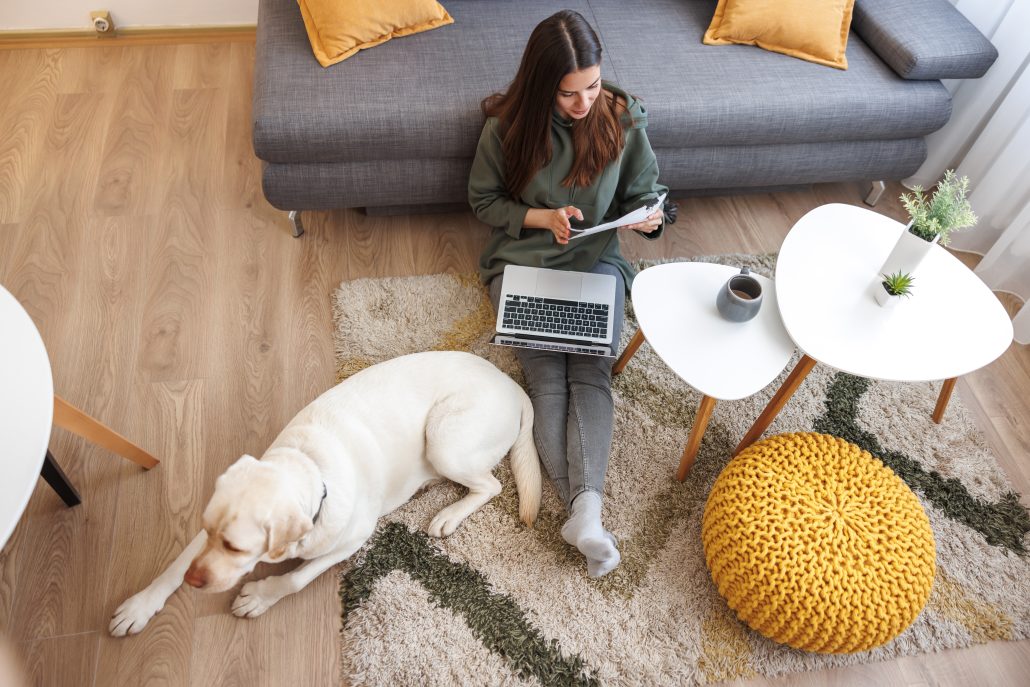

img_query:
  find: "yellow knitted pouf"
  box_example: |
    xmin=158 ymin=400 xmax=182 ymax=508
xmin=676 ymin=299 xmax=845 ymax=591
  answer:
xmin=701 ymin=432 xmax=936 ymax=654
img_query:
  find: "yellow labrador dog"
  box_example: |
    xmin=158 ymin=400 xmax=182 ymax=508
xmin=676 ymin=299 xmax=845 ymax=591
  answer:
xmin=109 ymin=351 xmax=540 ymax=636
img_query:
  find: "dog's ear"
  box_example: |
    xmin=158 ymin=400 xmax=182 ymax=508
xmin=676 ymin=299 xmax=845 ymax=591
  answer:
xmin=265 ymin=505 xmax=313 ymax=562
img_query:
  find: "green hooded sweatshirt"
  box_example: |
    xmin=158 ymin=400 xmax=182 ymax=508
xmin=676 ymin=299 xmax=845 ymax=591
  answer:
xmin=469 ymin=83 xmax=668 ymax=292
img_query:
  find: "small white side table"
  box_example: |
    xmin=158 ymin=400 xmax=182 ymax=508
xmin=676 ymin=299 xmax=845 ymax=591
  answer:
xmin=735 ymin=203 xmax=1014 ymax=453
xmin=614 ymin=262 xmax=795 ymax=479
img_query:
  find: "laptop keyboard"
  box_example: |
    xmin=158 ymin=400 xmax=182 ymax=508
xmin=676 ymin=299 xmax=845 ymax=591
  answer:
xmin=502 ymin=295 xmax=610 ymax=339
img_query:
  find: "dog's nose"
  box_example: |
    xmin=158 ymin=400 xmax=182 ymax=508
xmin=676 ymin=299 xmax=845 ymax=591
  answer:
xmin=184 ymin=565 xmax=207 ymax=589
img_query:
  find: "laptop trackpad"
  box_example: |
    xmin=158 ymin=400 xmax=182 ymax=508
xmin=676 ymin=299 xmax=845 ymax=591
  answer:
xmin=535 ymin=269 xmax=582 ymax=301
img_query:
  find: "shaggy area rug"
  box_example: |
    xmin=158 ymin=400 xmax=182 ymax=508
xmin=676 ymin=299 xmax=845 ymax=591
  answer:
xmin=332 ymin=255 xmax=1030 ymax=686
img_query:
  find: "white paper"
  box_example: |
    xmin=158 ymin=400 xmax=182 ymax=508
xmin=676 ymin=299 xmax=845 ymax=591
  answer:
xmin=567 ymin=193 xmax=667 ymax=240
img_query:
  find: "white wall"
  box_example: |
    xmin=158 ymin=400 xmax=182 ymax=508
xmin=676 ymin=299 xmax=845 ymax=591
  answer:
xmin=1 ymin=0 xmax=258 ymax=30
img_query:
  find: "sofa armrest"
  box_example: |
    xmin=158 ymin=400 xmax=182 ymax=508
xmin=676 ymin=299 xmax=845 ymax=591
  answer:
xmin=852 ymin=0 xmax=998 ymax=80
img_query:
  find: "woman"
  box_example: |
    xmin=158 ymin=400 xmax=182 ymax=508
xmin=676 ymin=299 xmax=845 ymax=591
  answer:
xmin=468 ymin=10 xmax=668 ymax=577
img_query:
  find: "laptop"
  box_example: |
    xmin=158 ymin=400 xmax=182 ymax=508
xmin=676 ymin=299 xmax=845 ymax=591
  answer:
xmin=492 ymin=265 xmax=617 ymax=357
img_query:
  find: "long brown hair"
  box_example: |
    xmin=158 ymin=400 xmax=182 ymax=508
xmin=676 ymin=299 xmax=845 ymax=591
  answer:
xmin=482 ymin=10 xmax=626 ymax=198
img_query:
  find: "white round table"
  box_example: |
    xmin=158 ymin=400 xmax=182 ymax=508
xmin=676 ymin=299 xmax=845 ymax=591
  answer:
xmin=614 ymin=262 xmax=795 ymax=479
xmin=0 ymin=284 xmax=55 ymax=550
xmin=736 ymin=203 xmax=1014 ymax=452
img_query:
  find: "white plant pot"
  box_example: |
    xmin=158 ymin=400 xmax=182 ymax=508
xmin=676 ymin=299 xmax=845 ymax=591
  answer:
xmin=874 ymin=282 xmax=900 ymax=307
xmin=879 ymin=223 xmax=939 ymax=278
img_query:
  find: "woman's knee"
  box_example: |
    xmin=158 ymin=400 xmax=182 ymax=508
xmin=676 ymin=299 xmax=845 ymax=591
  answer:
xmin=524 ymin=367 xmax=569 ymax=401
xmin=529 ymin=379 xmax=568 ymax=401
xmin=567 ymin=356 xmax=613 ymax=387
xmin=517 ymin=350 xmax=567 ymax=396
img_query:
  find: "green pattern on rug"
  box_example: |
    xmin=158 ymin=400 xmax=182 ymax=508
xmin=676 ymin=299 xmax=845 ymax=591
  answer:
xmin=814 ymin=372 xmax=1030 ymax=554
xmin=342 ymin=522 xmax=599 ymax=687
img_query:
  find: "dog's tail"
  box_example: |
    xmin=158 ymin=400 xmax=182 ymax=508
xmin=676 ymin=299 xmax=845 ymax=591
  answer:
xmin=510 ymin=390 xmax=542 ymax=527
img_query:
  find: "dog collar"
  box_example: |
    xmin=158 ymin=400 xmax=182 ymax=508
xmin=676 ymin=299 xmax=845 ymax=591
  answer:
xmin=312 ymin=483 xmax=328 ymax=525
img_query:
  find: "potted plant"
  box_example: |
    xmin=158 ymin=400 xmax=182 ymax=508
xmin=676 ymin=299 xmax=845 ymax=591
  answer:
xmin=879 ymin=169 xmax=978 ymax=277
xmin=875 ymin=271 xmax=914 ymax=307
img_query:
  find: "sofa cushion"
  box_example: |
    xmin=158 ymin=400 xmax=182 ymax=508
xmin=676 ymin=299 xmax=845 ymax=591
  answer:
xmin=851 ymin=0 xmax=998 ymax=80
xmin=297 ymin=0 xmax=453 ymax=68
xmin=254 ymin=0 xmax=952 ymax=165
xmin=703 ymin=0 xmax=855 ymax=70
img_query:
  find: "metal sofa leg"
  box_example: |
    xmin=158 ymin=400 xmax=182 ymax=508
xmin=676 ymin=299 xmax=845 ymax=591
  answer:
xmin=864 ymin=180 xmax=886 ymax=206
xmin=288 ymin=210 xmax=305 ymax=238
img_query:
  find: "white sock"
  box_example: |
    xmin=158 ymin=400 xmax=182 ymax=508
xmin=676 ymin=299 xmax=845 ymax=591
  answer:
xmin=560 ymin=492 xmax=620 ymax=578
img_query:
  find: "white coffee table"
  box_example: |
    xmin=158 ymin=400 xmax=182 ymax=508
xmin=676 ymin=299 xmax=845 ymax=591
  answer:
xmin=736 ymin=203 xmax=1014 ymax=453
xmin=614 ymin=262 xmax=795 ymax=479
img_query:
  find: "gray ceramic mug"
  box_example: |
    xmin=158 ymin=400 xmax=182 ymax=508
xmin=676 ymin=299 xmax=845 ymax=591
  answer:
xmin=716 ymin=267 xmax=763 ymax=322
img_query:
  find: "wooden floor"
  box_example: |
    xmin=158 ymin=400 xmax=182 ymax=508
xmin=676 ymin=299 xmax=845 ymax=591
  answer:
xmin=0 ymin=43 xmax=1027 ymax=687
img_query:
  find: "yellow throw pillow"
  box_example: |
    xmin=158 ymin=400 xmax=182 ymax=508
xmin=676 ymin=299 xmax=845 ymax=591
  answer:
xmin=298 ymin=0 xmax=454 ymax=68
xmin=703 ymin=0 xmax=854 ymax=70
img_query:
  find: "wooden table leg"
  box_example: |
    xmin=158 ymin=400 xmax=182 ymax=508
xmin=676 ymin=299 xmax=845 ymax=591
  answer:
xmin=613 ymin=328 xmax=645 ymax=375
xmin=53 ymin=395 xmax=159 ymax=469
xmin=734 ymin=354 xmax=818 ymax=455
xmin=933 ymin=377 xmax=957 ymax=424
xmin=677 ymin=395 xmax=716 ymax=481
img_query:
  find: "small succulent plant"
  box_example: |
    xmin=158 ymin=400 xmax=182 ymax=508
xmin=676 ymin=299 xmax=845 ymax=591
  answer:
xmin=881 ymin=271 xmax=915 ymax=297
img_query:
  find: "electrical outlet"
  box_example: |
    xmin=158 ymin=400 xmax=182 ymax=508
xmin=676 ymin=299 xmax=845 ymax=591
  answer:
xmin=90 ymin=10 xmax=115 ymax=36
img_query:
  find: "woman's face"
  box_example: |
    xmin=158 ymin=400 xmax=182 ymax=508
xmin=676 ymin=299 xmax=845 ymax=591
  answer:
xmin=554 ymin=65 xmax=602 ymax=121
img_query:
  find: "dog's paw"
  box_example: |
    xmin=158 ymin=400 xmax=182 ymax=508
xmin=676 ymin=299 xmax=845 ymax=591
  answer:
xmin=231 ymin=580 xmax=278 ymax=618
xmin=428 ymin=504 xmax=470 ymax=538
xmin=109 ymin=590 xmax=164 ymax=637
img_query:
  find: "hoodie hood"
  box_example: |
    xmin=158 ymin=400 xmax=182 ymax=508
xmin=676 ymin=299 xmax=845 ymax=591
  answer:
xmin=605 ymin=82 xmax=649 ymax=130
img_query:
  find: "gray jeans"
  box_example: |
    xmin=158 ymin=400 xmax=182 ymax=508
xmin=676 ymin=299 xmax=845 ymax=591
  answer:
xmin=490 ymin=262 xmax=626 ymax=507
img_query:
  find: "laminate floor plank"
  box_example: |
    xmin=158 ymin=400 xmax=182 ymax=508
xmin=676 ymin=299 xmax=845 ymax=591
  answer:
xmin=93 ymin=45 xmax=177 ymax=217
xmin=93 ymin=379 xmax=207 ymax=687
xmin=220 ymin=43 xmax=263 ymax=211
xmin=279 ymin=209 xmax=347 ymax=411
xmin=22 ymin=91 xmax=114 ymax=225
xmin=136 ymin=202 xmax=217 ymax=383
xmin=0 ymin=49 xmax=61 ymax=224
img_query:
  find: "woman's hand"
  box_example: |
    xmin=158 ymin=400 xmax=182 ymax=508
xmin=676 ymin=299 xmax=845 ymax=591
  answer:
xmin=525 ymin=206 xmax=583 ymax=245
xmin=622 ymin=208 xmax=663 ymax=234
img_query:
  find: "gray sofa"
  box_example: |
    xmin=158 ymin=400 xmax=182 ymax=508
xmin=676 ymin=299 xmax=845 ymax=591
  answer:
xmin=253 ymin=0 xmax=996 ymax=231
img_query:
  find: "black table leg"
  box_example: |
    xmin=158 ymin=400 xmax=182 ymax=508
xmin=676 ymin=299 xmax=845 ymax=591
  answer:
xmin=41 ymin=450 xmax=81 ymax=507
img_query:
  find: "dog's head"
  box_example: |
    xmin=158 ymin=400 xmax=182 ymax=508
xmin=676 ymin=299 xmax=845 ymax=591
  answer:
xmin=184 ymin=455 xmax=314 ymax=592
